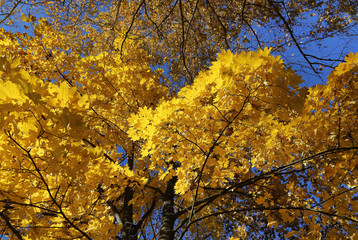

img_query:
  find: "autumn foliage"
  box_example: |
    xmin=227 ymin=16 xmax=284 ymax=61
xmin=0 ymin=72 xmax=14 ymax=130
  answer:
xmin=0 ymin=1 xmax=358 ymax=240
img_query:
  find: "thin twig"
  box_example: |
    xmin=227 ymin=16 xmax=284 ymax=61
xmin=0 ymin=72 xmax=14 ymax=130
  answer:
xmin=0 ymin=0 xmax=22 ymax=24
xmin=120 ymin=0 xmax=145 ymax=61
xmin=268 ymin=0 xmax=318 ymax=73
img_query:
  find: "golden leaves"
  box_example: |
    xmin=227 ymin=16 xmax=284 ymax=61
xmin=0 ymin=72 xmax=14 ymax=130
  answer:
xmin=332 ymin=52 xmax=358 ymax=77
xmin=0 ymin=80 xmax=27 ymax=103
xmin=128 ymin=48 xmax=309 ymax=203
xmin=256 ymin=196 xmax=266 ymax=205
xmin=0 ymin=24 xmax=172 ymax=238
xmin=1 ymin=12 xmax=358 ymax=238
xmin=126 ymin=47 xmax=358 ymax=238
xmin=48 ymin=82 xmax=82 ymax=108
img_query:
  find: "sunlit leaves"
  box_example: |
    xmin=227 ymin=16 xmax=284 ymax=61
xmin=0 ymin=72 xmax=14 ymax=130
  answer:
xmin=127 ymin=48 xmax=358 ymax=238
xmin=0 ymin=80 xmax=27 ymax=103
xmin=0 ymin=16 xmax=358 ymax=238
xmin=0 ymin=16 xmax=175 ymax=237
xmin=129 ymin=48 xmax=305 ymax=189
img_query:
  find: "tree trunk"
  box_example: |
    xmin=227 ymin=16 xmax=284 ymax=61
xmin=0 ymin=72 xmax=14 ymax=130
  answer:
xmin=122 ymin=186 xmax=136 ymax=240
xmin=158 ymin=176 xmax=178 ymax=240
xmin=122 ymin=149 xmax=136 ymax=240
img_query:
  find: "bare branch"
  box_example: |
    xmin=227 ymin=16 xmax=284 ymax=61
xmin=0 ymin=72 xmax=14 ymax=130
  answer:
xmin=0 ymin=0 xmax=22 ymax=24
xmin=268 ymin=0 xmax=318 ymax=73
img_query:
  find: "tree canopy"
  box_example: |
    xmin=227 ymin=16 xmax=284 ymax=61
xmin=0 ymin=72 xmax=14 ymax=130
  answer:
xmin=1 ymin=0 xmax=357 ymax=85
xmin=0 ymin=0 xmax=358 ymax=239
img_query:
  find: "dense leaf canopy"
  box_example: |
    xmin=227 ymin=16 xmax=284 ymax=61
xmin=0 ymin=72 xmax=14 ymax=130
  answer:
xmin=0 ymin=1 xmax=357 ymax=239
xmin=1 ymin=0 xmax=357 ymax=85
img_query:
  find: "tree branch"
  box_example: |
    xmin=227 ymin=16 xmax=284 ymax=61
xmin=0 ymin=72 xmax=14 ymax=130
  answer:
xmin=268 ymin=0 xmax=318 ymax=73
xmin=0 ymin=211 xmax=23 ymax=240
xmin=7 ymin=132 xmax=93 ymax=240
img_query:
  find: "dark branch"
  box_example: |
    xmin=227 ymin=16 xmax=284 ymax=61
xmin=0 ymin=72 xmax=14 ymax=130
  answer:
xmin=0 ymin=211 xmax=23 ymax=240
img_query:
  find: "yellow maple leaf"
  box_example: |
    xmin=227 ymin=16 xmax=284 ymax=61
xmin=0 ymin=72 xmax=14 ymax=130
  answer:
xmin=58 ymin=82 xmax=78 ymax=107
xmin=256 ymin=196 xmax=266 ymax=205
xmin=0 ymin=81 xmax=28 ymax=103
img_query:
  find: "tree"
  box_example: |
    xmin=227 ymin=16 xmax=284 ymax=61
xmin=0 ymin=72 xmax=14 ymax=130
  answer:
xmin=128 ymin=49 xmax=358 ymax=239
xmin=0 ymin=1 xmax=358 ymax=240
xmin=0 ymin=0 xmax=357 ymax=85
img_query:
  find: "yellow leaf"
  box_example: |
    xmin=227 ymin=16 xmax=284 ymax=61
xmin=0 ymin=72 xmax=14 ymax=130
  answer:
xmin=285 ymin=231 xmax=298 ymax=238
xmin=57 ymin=82 xmax=78 ymax=107
xmin=0 ymin=81 xmax=28 ymax=103
xmin=124 ymin=167 xmax=135 ymax=178
xmin=256 ymin=196 xmax=265 ymax=205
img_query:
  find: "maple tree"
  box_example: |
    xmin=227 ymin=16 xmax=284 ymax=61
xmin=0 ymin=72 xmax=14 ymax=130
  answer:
xmin=0 ymin=1 xmax=358 ymax=240
xmin=0 ymin=0 xmax=357 ymax=85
